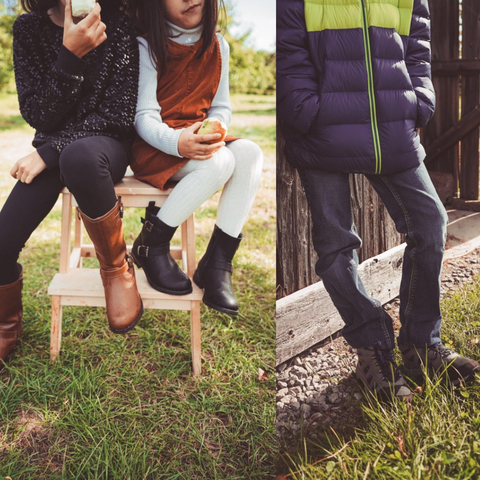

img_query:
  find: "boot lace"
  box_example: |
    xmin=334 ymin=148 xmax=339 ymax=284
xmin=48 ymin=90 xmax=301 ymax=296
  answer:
xmin=374 ymin=348 xmax=402 ymax=381
xmin=429 ymin=342 xmax=455 ymax=359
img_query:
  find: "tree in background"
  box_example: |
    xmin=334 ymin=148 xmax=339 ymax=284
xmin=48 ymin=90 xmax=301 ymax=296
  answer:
xmin=221 ymin=1 xmax=276 ymax=94
xmin=0 ymin=2 xmax=15 ymax=92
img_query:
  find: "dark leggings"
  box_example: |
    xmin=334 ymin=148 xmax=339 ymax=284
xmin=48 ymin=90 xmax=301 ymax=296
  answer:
xmin=0 ymin=136 xmax=131 ymax=285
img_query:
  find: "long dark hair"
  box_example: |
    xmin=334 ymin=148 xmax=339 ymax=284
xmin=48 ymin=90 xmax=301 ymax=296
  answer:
xmin=131 ymin=0 xmax=226 ymax=75
xmin=20 ymin=0 xmax=128 ymax=15
xmin=20 ymin=0 xmax=56 ymax=13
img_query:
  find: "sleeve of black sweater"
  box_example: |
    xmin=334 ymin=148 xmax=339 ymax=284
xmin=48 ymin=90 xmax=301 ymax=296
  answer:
xmin=62 ymin=15 xmax=140 ymax=146
xmin=13 ymin=13 xmax=139 ymax=169
xmin=13 ymin=15 xmax=86 ymax=136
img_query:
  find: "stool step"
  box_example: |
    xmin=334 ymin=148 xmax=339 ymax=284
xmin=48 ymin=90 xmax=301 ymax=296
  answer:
xmin=48 ymin=268 xmax=203 ymax=310
xmin=65 ymin=177 xmax=175 ymax=208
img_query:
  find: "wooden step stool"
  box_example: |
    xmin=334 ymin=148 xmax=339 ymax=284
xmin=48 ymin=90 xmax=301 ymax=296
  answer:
xmin=47 ymin=176 xmax=203 ymax=375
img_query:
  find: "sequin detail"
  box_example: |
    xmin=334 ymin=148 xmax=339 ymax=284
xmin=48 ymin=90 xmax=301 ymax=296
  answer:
xmin=12 ymin=11 xmax=139 ymax=163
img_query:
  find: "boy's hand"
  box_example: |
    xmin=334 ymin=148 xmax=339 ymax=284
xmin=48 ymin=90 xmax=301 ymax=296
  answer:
xmin=63 ymin=0 xmax=107 ymax=58
xmin=178 ymin=122 xmax=225 ymax=160
xmin=10 ymin=151 xmax=47 ymax=184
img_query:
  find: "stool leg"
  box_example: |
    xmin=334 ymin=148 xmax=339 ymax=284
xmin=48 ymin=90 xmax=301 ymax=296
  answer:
xmin=74 ymin=212 xmax=83 ymax=268
xmin=59 ymin=193 xmax=72 ymax=273
xmin=50 ymin=295 xmax=62 ymax=360
xmin=190 ymin=300 xmax=201 ymax=376
xmin=184 ymin=214 xmax=196 ymax=278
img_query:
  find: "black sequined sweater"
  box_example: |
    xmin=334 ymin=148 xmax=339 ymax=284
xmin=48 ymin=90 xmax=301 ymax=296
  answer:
xmin=12 ymin=10 xmax=139 ymax=169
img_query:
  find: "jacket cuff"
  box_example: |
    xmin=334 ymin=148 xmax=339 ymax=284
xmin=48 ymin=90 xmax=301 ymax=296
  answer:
xmin=55 ymin=45 xmax=86 ymax=77
xmin=37 ymin=143 xmax=60 ymax=169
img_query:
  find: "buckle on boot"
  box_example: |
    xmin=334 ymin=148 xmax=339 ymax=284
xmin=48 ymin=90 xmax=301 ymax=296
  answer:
xmin=126 ymin=254 xmax=133 ymax=268
xmin=137 ymin=245 xmax=149 ymax=257
xmin=144 ymin=220 xmax=154 ymax=232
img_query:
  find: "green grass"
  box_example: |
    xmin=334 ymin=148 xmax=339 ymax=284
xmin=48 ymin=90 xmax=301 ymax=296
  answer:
xmin=0 ymin=115 xmax=29 ymax=132
xmin=0 ymin=92 xmax=276 ymax=479
xmin=279 ymin=277 xmax=480 ymax=479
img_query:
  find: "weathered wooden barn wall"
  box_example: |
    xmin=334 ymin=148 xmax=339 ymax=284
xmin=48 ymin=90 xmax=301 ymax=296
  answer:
xmin=424 ymin=0 xmax=480 ymax=200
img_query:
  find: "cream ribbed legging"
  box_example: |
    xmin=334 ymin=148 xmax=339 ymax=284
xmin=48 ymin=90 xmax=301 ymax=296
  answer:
xmin=157 ymin=139 xmax=263 ymax=238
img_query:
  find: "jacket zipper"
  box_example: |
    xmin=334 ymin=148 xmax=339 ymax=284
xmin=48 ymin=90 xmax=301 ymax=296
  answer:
xmin=360 ymin=0 xmax=382 ymax=174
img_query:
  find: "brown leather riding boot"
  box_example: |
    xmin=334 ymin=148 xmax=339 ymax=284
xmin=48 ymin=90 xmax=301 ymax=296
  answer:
xmin=79 ymin=199 xmax=143 ymax=333
xmin=0 ymin=264 xmax=23 ymax=367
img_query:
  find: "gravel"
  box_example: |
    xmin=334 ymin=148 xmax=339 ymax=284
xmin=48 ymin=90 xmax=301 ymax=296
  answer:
xmin=276 ymin=247 xmax=480 ymax=443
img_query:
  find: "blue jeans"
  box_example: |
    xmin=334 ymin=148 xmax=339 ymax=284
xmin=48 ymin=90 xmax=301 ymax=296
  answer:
xmin=297 ymin=163 xmax=448 ymax=350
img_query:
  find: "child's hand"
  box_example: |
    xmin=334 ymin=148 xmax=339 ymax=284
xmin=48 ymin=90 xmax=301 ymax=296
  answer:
xmin=63 ymin=0 xmax=107 ymax=59
xmin=178 ymin=122 xmax=226 ymax=160
xmin=10 ymin=151 xmax=47 ymax=184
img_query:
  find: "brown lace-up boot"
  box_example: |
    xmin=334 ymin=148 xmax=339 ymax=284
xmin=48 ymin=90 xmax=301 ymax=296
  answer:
xmin=0 ymin=264 xmax=23 ymax=367
xmin=79 ymin=198 xmax=143 ymax=333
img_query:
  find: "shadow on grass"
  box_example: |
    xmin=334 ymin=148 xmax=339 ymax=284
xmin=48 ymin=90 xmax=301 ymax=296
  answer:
xmin=276 ymin=373 xmax=367 ymax=476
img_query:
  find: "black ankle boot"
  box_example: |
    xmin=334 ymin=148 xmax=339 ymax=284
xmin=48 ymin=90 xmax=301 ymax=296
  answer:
xmin=193 ymin=225 xmax=242 ymax=316
xmin=132 ymin=202 xmax=192 ymax=295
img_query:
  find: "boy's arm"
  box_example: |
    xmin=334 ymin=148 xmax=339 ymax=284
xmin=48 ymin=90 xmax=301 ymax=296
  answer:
xmin=405 ymin=0 xmax=435 ymax=129
xmin=277 ymin=0 xmax=320 ymax=134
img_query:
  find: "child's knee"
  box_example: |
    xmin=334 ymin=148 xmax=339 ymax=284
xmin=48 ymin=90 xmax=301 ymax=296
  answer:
xmin=59 ymin=138 xmax=103 ymax=185
xmin=207 ymin=147 xmax=235 ymax=182
xmin=228 ymin=139 xmax=263 ymax=175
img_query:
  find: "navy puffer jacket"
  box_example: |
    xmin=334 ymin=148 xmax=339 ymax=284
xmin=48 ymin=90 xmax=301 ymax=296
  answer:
xmin=277 ymin=0 xmax=435 ymax=174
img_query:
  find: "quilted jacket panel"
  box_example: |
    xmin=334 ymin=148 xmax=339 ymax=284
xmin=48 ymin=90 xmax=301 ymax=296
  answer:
xmin=277 ymin=0 xmax=435 ymax=174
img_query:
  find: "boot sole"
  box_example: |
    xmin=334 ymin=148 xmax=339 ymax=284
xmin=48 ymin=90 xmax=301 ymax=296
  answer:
xmin=131 ymin=253 xmax=193 ymax=296
xmin=403 ymin=366 xmax=478 ymax=387
xmin=203 ymin=297 xmax=239 ymax=316
xmin=356 ymin=375 xmax=414 ymax=404
xmin=110 ymin=298 xmax=144 ymax=334
xmin=193 ymin=272 xmax=239 ymax=316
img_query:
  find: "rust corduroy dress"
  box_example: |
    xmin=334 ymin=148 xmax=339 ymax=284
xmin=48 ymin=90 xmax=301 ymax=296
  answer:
xmin=131 ymin=37 xmax=236 ymax=190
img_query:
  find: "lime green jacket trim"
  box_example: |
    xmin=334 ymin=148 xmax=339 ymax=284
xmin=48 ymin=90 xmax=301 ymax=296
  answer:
xmin=305 ymin=0 xmax=414 ymax=36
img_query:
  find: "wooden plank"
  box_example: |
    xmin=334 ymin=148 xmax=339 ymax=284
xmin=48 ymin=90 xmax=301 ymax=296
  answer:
xmin=276 ymin=244 xmax=406 ymax=365
xmin=459 ymin=0 xmax=480 ymax=200
xmin=450 ymin=199 xmax=480 ymax=212
xmin=48 ymin=269 xmax=203 ymax=304
xmin=74 ymin=214 xmax=83 ymax=268
xmin=432 ymin=59 xmax=480 ymax=76
xmin=50 ymin=296 xmax=62 ymax=360
xmin=69 ymin=247 xmax=82 ymax=269
xmin=63 ymin=178 xmax=173 ymax=197
xmin=71 ymin=196 xmax=171 ymax=209
xmin=66 ymin=178 xmax=174 ymax=208
xmin=425 ymin=104 xmax=480 ymax=163
xmin=190 ymin=301 xmax=202 ymax=376
xmin=58 ymin=295 xmax=195 ymax=310
xmin=184 ymin=215 xmax=196 ymax=278
xmin=59 ymin=193 xmax=72 ymax=273
xmin=79 ymin=244 xmax=183 ymax=260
